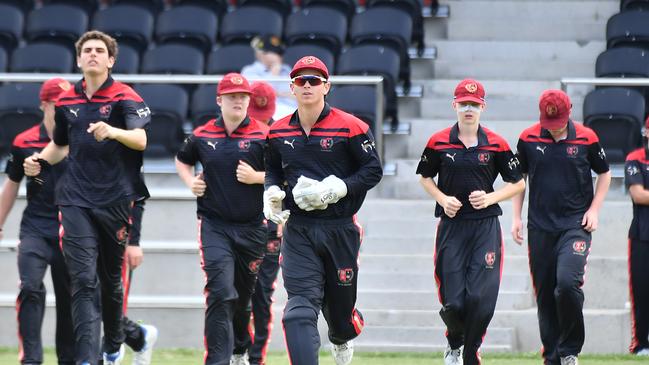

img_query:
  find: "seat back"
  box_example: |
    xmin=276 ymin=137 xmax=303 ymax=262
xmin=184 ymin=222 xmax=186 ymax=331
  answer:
xmin=0 ymin=4 xmax=24 ymax=52
xmin=92 ymin=4 xmax=154 ymax=52
xmin=190 ymin=84 xmax=221 ymax=128
xmin=596 ymin=47 xmax=649 ymax=77
xmin=285 ymin=6 xmax=347 ymax=56
xmin=328 ymin=85 xmax=377 ymax=132
xmin=10 ymin=42 xmax=73 ymax=73
xmin=156 ymin=5 xmax=218 ymax=53
xmin=284 ymin=44 xmax=335 ymax=74
xmin=606 ymin=11 xmax=649 ymax=49
xmin=26 ymin=4 xmax=88 ymax=48
xmin=112 ymin=44 xmax=140 ymax=74
xmin=141 ymin=44 xmax=205 ymax=74
xmin=206 ymin=44 xmax=255 ymax=74
xmin=220 ymin=6 xmax=283 ymax=44
xmin=0 ymin=83 xmax=42 ymax=155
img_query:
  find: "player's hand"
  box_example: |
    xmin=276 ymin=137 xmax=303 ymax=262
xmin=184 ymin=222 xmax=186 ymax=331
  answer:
xmin=469 ymin=190 xmax=493 ymax=210
xmin=23 ymin=153 xmax=42 ymax=177
xmin=511 ymin=217 xmax=524 ymax=245
xmin=441 ymin=195 xmax=462 ymax=218
xmin=191 ymin=173 xmax=207 ymax=197
xmin=236 ymin=160 xmax=257 ymax=184
xmin=264 ymin=185 xmax=290 ymax=224
xmin=87 ymin=121 xmax=116 ymax=142
xmin=293 ymin=175 xmax=347 ymax=211
xmin=581 ymin=208 xmax=599 ymax=232
xmin=125 ymin=245 xmax=143 ymax=269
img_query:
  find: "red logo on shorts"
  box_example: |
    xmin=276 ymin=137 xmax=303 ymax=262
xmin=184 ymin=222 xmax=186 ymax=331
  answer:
xmin=116 ymin=226 xmax=128 ymax=244
xmin=266 ymin=239 xmax=281 ymax=254
xmin=238 ymin=140 xmax=251 ymax=151
xmin=320 ymin=137 xmax=333 ymax=150
xmin=338 ymin=268 xmax=354 ymax=285
xmin=248 ymin=259 xmax=262 ymax=273
xmin=573 ymin=241 xmax=586 ymax=254
xmin=478 ymin=152 xmax=490 ymax=164
xmin=485 ymin=252 xmax=496 ymax=268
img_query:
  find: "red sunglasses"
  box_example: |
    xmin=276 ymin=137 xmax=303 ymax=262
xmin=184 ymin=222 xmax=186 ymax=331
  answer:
xmin=291 ymin=75 xmax=328 ymax=87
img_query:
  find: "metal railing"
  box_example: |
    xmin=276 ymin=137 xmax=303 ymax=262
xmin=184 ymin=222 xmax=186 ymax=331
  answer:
xmin=0 ymin=73 xmax=386 ymax=165
xmin=560 ymin=77 xmax=649 ymax=91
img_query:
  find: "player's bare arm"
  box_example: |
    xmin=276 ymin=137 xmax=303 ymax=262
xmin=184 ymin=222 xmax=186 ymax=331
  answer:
xmin=511 ymin=174 xmax=528 ymax=245
xmin=236 ymin=160 xmax=264 ymax=185
xmin=419 ymin=176 xmax=462 ymax=218
xmin=23 ymin=142 xmax=69 ymax=176
xmin=629 ymin=184 xmax=649 ymax=205
xmin=582 ymin=171 xmax=611 ymax=232
xmin=0 ymin=179 xmax=20 ymax=240
xmin=87 ymin=123 xmax=147 ymax=151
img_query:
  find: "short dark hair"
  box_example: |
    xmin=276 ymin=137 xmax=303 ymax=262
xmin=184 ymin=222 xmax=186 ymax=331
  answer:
xmin=75 ymin=30 xmax=119 ymax=59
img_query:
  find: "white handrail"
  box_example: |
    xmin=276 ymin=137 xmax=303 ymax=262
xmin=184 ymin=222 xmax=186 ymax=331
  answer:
xmin=560 ymin=77 xmax=649 ymax=91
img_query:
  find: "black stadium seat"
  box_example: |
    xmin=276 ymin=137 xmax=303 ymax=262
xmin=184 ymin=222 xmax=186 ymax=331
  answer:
xmin=0 ymin=4 xmax=24 ymax=53
xmin=300 ymin=0 xmax=356 ymax=21
xmin=25 ymin=4 xmax=88 ymax=47
xmin=0 ymin=83 xmax=42 ymax=155
xmin=134 ymin=84 xmax=188 ymax=158
xmin=172 ymin=0 xmax=228 ymax=19
xmin=156 ymin=5 xmax=218 ymax=53
xmin=109 ymin=0 xmax=165 ymax=14
xmin=285 ymin=6 xmax=347 ymax=57
xmin=92 ymin=4 xmax=154 ymax=52
xmin=141 ymin=44 xmax=205 ymax=75
xmin=337 ymin=44 xmax=400 ymax=127
xmin=42 ymin=0 xmax=99 ymax=15
xmin=596 ymin=47 xmax=649 ymax=78
xmin=366 ymin=0 xmax=424 ymax=56
xmin=0 ymin=46 xmax=7 ymax=72
xmin=10 ymin=42 xmax=73 ymax=73
xmin=0 ymin=0 xmax=35 ymax=14
xmin=621 ymin=0 xmax=649 ymax=11
xmin=583 ymin=87 xmax=645 ymax=163
xmin=350 ymin=7 xmax=413 ymax=92
xmin=328 ymin=85 xmax=377 ymax=132
xmin=220 ymin=6 xmax=283 ymax=44
xmin=606 ymin=11 xmax=649 ymax=50
xmin=206 ymin=44 xmax=255 ymax=75
xmin=112 ymin=44 xmax=140 ymax=74
xmin=284 ymin=44 xmax=335 ymax=75
xmin=190 ymin=84 xmax=221 ymax=128
xmin=236 ymin=0 xmax=293 ymax=17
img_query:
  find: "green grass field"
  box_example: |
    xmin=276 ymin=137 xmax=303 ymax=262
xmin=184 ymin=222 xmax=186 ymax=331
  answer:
xmin=1 ymin=348 xmax=647 ymax=365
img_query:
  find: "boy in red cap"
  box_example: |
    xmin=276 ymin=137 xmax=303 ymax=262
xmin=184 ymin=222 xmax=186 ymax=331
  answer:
xmin=176 ymin=73 xmax=269 ymax=365
xmin=264 ymin=56 xmax=382 ymax=365
xmin=417 ymin=79 xmax=525 ymax=365
xmin=624 ymin=115 xmax=649 ymax=357
xmin=512 ymin=89 xmax=611 ymax=365
xmin=0 ymin=78 xmax=75 ymax=365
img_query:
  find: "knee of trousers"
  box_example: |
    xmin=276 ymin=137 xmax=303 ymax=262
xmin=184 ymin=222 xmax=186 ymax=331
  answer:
xmin=19 ymin=280 xmax=45 ymax=297
xmin=70 ymin=271 xmax=99 ymax=296
xmin=439 ymin=304 xmax=465 ymax=332
xmin=464 ymin=292 xmax=494 ymax=320
xmin=282 ymin=296 xmax=318 ymax=327
xmin=554 ymin=279 xmax=584 ymax=303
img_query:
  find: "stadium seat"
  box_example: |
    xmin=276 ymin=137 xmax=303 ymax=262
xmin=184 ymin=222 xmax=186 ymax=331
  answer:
xmin=134 ymin=84 xmax=189 ymax=158
xmin=337 ymin=44 xmax=400 ymax=127
xmin=285 ymin=6 xmax=347 ymax=57
xmin=0 ymin=83 xmax=42 ymax=156
xmin=327 ymin=85 xmax=378 ymax=132
xmin=109 ymin=0 xmax=165 ymax=13
xmin=156 ymin=5 xmax=218 ymax=54
xmin=0 ymin=0 xmax=35 ymax=14
xmin=190 ymin=84 xmax=221 ymax=128
xmin=621 ymin=0 xmax=649 ymax=11
xmin=596 ymin=47 xmax=649 ymax=78
xmin=206 ymin=44 xmax=255 ymax=74
xmin=171 ymin=0 xmax=228 ymax=19
xmin=350 ymin=7 xmax=413 ymax=93
xmin=10 ymin=42 xmax=73 ymax=73
xmin=0 ymin=4 xmax=23 ymax=53
xmin=25 ymin=4 xmax=88 ymax=48
xmin=583 ymin=87 xmax=645 ymax=163
xmin=0 ymin=46 xmax=6 ymax=72
xmin=92 ymin=4 xmax=154 ymax=52
xmin=41 ymin=0 xmax=99 ymax=15
xmin=283 ymin=44 xmax=335 ymax=75
xmin=606 ymin=11 xmax=649 ymax=50
xmin=300 ymin=0 xmax=356 ymax=21
xmin=142 ymin=44 xmax=205 ymax=74
xmin=112 ymin=44 xmax=140 ymax=74
xmin=365 ymin=0 xmax=424 ymax=56
xmin=220 ymin=6 xmax=283 ymax=44
xmin=236 ymin=0 xmax=293 ymax=17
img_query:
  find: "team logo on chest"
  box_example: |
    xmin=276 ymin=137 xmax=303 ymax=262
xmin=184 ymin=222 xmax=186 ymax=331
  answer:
xmin=99 ymin=104 xmax=112 ymax=117
xmin=238 ymin=140 xmax=251 ymax=151
xmin=337 ymin=268 xmax=354 ymax=285
xmin=477 ymin=152 xmax=491 ymax=164
xmin=572 ymin=241 xmax=587 ymax=255
xmin=485 ymin=251 xmax=496 ymax=269
xmin=320 ymin=137 xmax=334 ymax=151
xmin=566 ymin=146 xmax=579 ymax=158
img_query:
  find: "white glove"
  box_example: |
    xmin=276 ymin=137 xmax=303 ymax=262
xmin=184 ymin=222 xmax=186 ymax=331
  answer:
xmin=263 ymin=185 xmax=290 ymax=224
xmin=292 ymin=175 xmax=347 ymax=211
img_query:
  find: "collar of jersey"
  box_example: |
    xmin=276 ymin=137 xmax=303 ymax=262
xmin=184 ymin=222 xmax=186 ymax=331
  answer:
xmin=289 ymin=103 xmax=331 ymax=126
xmin=540 ymin=119 xmax=576 ymax=141
xmin=74 ymin=75 xmax=115 ymax=96
xmin=213 ymin=115 xmax=251 ymax=131
xmin=449 ymin=122 xmax=489 ymax=147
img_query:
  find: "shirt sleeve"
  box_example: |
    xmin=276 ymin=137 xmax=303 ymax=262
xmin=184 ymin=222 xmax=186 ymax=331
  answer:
xmin=53 ymin=106 xmax=69 ymax=146
xmin=264 ymin=137 xmax=285 ymax=188
xmin=516 ymin=139 xmax=529 ymax=174
xmin=495 ymin=142 xmax=523 ymax=183
xmin=343 ymin=125 xmax=383 ymax=197
xmin=5 ymin=146 xmax=25 ymax=183
xmin=176 ymin=135 xmax=199 ymax=166
xmin=415 ymin=137 xmax=441 ymax=178
xmin=587 ymin=141 xmax=610 ymax=174
xmin=121 ymin=99 xmax=151 ymax=130
xmin=625 ymin=159 xmax=643 ymax=188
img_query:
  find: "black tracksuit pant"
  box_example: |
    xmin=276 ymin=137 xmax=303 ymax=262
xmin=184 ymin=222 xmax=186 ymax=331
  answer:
xmin=629 ymin=238 xmax=649 ymax=353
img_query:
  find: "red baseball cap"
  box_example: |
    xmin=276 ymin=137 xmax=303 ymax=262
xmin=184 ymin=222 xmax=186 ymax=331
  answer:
xmin=217 ymin=73 xmax=251 ymax=96
xmin=454 ymin=79 xmax=485 ymax=105
xmin=40 ymin=78 xmax=71 ymax=102
xmin=539 ymin=89 xmax=571 ymax=130
xmin=248 ymin=81 xmax=276 ymax=122
xmin=290 ymin=56 xmax=329 ymax=79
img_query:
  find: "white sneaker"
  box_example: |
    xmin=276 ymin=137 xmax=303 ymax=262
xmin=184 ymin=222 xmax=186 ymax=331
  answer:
xmin=331 ymin=340 xmax=354 ymax=365
xmin=230 ymin=353 xmax=250 ymax=365
xmin=443 ymin=345 xmax=463 ymax=365
xmin=636 ymin=348 xmax=649 ymax=356
xmin=560 ymin=355 xmax=579 ymax=365
xmin=132 ymin=324 xmax=158 ymax=365
xmin=103 ymin=344 xmax=125 ymax=365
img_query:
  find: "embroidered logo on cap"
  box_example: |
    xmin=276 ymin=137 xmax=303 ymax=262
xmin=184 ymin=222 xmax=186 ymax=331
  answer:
xmin=465 ymin=83 xmax=478 ymax=93
xmin=230 ymin=75 xmax=244 ymax=85
xmin=302 ymin=56 xmax=316 ymax=65
xmin=546 ymin=104 xmax=558 ymax=117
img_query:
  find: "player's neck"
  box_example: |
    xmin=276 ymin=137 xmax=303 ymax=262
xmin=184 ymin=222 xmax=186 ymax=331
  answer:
xmin=457 ymin=120 xmax=480 ymax=147
xmin=222 ymin=115 xmax=245 ymax=135
xmin=297 ymin=101 xmax=324 ymax=134
xmin=83 ymin=72 xmax=109 ymax=99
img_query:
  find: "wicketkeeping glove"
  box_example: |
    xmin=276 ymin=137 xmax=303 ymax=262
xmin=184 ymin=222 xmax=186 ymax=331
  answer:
xmin=263 ymin=185 xmax=290 ymax=224
xmin=292 ymin=175 xmax=347 ymax=211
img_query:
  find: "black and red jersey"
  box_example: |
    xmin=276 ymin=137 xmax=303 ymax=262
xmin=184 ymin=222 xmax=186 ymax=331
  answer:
xmin=625 ymin=145 xmax=649 ymax=240
xmin=417 ymin=123 xmax=523 ymax=220
xmin=265 ymin=104 xmax=382 ymax=220
xmin=516 ymin=120 xmax=609 ymax=231
xmin=5 ymin=123 xmax=67 ymax=238
xmin=177 ymin=117 xmax=269 ymax=224
xmin=53 ymin=76 xmax=150 ymax=208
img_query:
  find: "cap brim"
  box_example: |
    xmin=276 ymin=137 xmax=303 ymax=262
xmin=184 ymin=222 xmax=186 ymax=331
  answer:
xmin=290 ymin=66 xmax=328 ymax=79
xmin=454 ymin=96 xmax=485 ymax=105
xmin=539 ymin=117 xmax=568 ymax=130
xmin=218 ymin=87 xmax=252 ymax=96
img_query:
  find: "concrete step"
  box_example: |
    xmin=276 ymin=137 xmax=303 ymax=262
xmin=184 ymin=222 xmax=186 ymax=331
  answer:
xmin=446 ymin=1 xmax=616 ymax=41
xmin=431 ymin=40 xmax=604 ymax=80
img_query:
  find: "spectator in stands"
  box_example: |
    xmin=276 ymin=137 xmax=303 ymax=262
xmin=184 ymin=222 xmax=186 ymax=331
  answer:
xmin=624 ymin=116 xmax=649 ymax=357
xmin=416 ymin=79 xmax=525 ymax=365
xmin=241 ymin=35 xmax=296 ymax=120
xmin=0 ymin=77 xmax=75 ymax=365
xmin=512 ymin=89 xmax=611 ymax=365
